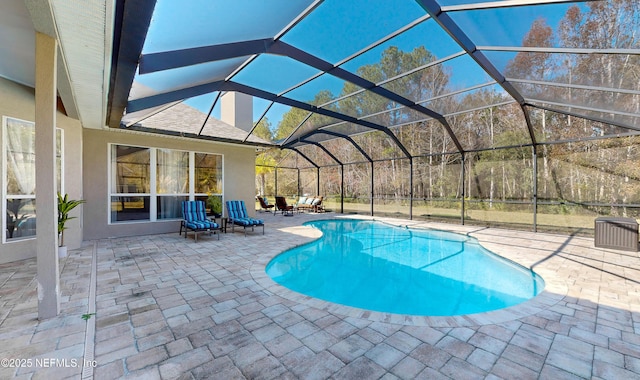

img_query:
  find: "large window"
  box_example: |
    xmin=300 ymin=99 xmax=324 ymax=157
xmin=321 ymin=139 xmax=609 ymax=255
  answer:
xmin=157 ymin=149 xmax=189 ymax=220
xmin=109 ymin=144 xmax=223 ymax=223
xmin=110 ymin=145 xmax=151 ymax=222
xmin=3 ymin=116 xmax=62 ymax=242
xmin=194 ymin=153 xmax=223 ymax=215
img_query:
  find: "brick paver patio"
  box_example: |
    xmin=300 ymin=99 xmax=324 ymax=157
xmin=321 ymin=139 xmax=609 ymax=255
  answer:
xmin=1 ymin=212 xmax=639 ymax=379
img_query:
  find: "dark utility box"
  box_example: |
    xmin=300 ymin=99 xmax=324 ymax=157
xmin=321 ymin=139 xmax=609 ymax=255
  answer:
xmin=594 ymin=217 xmax=639 ymax=252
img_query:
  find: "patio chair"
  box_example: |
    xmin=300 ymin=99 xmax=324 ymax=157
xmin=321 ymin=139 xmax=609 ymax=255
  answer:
xmin=257 ymin=196 xmax=274 ymax=213
xmin=297 ymin=196 xmax=315 ymax=212
xmin=180 ymin=200 xmax=220 ymax=242
xmin=295 ymin=196 xmax=307 ymax=211
xmin=275 ymin=196 xmax=294 ymax=216
xmin=311 ymin=196 xmax=324 ymax=213
xmin=297 ymin=196 xmax=324 ymax=213
xmin=225 ymin=200 xmax=264 ymax=236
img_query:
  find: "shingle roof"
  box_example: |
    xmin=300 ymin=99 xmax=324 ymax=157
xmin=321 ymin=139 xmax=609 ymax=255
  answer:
xmin=122 ymin=101 xmax=271 ymax=146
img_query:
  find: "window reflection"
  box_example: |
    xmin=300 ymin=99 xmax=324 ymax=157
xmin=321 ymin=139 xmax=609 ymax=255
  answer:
xmin=157 ymin=195 xmax=187 ymax=220
xmin=6 ymin=199 xmax=36 ymax=240
xmin=6 ymin=118 xmax=36 ymax=196
xmin=195 ymin=153 xmax=222 ymax=194
xmin=112 ymin=145 xmax=150 ymax=194
xmin=110 ymin=145 xmax=223 ymax=223
xmin=157 ymin=149 xmax=188 ymax=194
xmin=111 ymin=196 xmax=150 ymax=222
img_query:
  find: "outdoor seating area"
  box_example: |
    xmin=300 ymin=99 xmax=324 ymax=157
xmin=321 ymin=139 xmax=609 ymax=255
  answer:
xmin=1 ymin=213 xmax=639 ymax=379
xmin=226 ymin=200 xmax=265 ymax=235
xmin=296 ymin=196 xmax=324 ymax=213
xmin=180 ymin=200 xmax=220 ymax=242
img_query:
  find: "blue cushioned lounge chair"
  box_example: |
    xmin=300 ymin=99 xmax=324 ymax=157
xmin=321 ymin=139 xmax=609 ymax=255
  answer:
xmin=180 ymin=200 xmax=220 ymax=242
xmin=225 ymin=200 xmax=264 ymax=236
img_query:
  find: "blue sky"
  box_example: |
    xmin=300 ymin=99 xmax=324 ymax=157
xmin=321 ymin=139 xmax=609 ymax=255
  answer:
xmin=138 ymin=0 xmax=581 ymax=130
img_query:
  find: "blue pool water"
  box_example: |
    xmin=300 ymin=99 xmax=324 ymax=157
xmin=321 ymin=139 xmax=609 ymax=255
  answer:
xmin=266 ymin=220 xmax=544 ymax=316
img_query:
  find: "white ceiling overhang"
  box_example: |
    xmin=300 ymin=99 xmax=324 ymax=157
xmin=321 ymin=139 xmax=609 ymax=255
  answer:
xmin=1 ymin=0 xmax=114 ymax=129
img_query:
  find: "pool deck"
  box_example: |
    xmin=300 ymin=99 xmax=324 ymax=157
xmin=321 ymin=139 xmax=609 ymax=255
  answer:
xmin=1 ymin=212 xmax=639 ymax=379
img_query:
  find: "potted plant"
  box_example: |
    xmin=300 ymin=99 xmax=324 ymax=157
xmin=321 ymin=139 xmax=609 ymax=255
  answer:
xmin=207 ymin=194 xmax=222 ymax=218
xmin=6 ymin=199 xmax=28 ymax=238
xmin=58 ymin=192 xmax=85 ymax=257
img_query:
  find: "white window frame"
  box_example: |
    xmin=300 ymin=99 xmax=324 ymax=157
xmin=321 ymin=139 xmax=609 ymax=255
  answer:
xmin=108 ymin=143 xmax=224 ymax=224
xmin=156 ymin=147 xmax=189 ymax=220
xmin=193 ymin=150 xmax=224 ymax=198
xmin=107 ymin=143 xmax=152 ymax=224
xmin=2 ymin=116 xmax=63 ymax=243
xmin=193 ymin=150 xmax=225 ymax=217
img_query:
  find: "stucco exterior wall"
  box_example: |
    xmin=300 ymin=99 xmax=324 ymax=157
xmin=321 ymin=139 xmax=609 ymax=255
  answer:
xmin=0 ymin=77 xmax=83 ymax=264
xmin=82 ymin=128 xmax=257 ymax=240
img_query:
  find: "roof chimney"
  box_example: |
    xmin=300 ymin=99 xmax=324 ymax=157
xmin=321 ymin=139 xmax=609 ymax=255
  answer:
xmin=221 ymin=92 xmax=253 ymax=132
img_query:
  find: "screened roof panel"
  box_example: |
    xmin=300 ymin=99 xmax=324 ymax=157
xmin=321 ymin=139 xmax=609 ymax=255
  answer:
xmin=283 ymin=73 xmax=354 ymax=105
xmin=488 ymin=52 xmax=640 ymax=91
xmin=380 ymin=53 xmax=492 ymax=104
xmin=338 ymin=18 xmax=463 ymax=79
xmin=298 ymin=129 xmax=360 ymax=151
xmin=320 ymin=90 xmax=394 ymax=119
xmin=527 ymin=106 xmax=640 ymax=143
xmin=251 ymin=100 xmax=278 ymax=143
xmin=265 ymin=104 xmax=310 ymax=143
xmin=437 ymin=0 xmax=500 ymax=5
xmin=121 ymin=104 xmax=177 ymax=128
xmin=528 ymin=100 xmax=640 ymax=131
xmin=139 ymin=93 xmax=266 ymax=144
xmin=232 ymin=55 xmax=321 ymax=95
xmin=199 ymin=122 xmax=268 ymax=144
xmin=183 ymin=92 xmax=220 ymax=121
xmin=287 ymin=131 xmax=338 ymax=148
xmin=281 ymin=0 xmax=427 ymax=64
xmin=299 ymin=132 xmax=340 ymax=145
xmin=122 ymin=82 xmax=187 ymax=126
xmin=115 ymin=0 xmax=639 ymax=157
xmin=448 ymin=3 xmax=589 ymax=48
xmin=361 ymin=106 xmax=430 ymax=129
xmin=322 ymin=122 xmax=378 ymax=139
xmin=143 ymin=0 xmax=315 ymax=54
xmin=286 ymin=114 xmax=346 ymax=144
xmin=253 ymin=97 xmax=273 ymax=121
xmin=289 ymin=136 xmax=371 ymax=164
xmin=419 ymin=83 xmax=506 ymax=116
xmin=290 ymin=134 xmax=332 ymax=149
xmin=144 ymin=101 xmax=205 ymax=136
xmin=254 ymin=102 xmax=292 ymax=122
xmin=131 ymin=57 xmax=248 ymax=100
xmin=513 ymin=82 xmax=640 ymax=118
xmin=285 ymin=140 xmax=307 ymax=149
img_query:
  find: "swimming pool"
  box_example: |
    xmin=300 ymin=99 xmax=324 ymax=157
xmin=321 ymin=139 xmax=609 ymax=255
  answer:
xmin=266 ymin=219 xmax=544 ymax=316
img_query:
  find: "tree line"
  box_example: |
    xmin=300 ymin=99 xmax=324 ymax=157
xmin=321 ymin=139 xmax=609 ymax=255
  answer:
xmin=256 ymin=0 xmax=640 ymax=217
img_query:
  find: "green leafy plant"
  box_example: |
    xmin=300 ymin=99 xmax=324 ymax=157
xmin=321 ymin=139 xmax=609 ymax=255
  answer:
xmin=207 ymin=194 xmax=222 ymax=217
xmin=6 ymin=199 xmax=28 ymax=238
xmin=81 ymin=313 xmax=95 ymax=321
xmin=58 ymin=193 xmax=85 ymax=247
